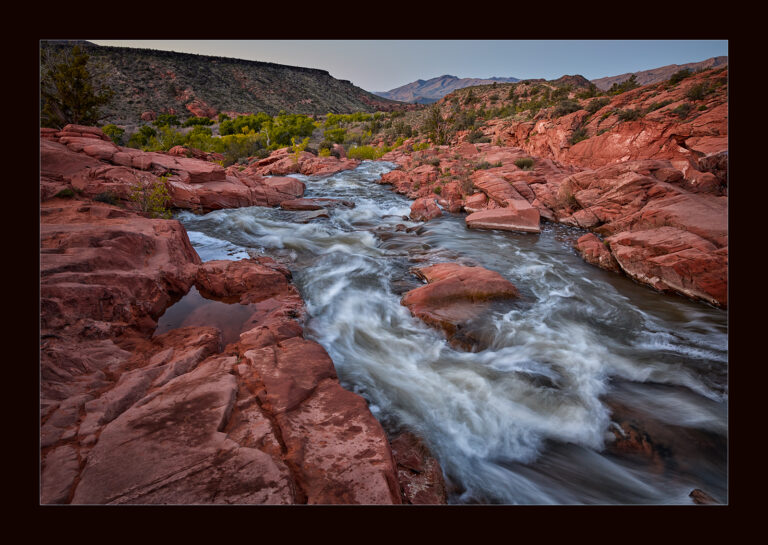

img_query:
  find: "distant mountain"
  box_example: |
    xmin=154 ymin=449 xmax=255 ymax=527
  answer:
xmin=590 ymin=56 xmax=728 ymax=91
xmin=40 ymin=41 xmax=404 ymax=125
xmin=375 ymin=75 xmax=520 ymax=103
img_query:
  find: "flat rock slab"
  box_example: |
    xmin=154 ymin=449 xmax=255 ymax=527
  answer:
xmin=71 ymin=355 xmax=293 ymax=504
xmin=280 ymin=198 xmax=354 ymax=211
xmin=465 ymin=199 xmax=540 ymax=233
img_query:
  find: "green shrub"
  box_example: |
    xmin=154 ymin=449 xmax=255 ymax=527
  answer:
xmin=411 ymin=142 xmax=430 ymax=152
xmin=672 ymin=103 xmax=693 ymax=119
xmin=427 ymin=157 xmax=440 ymax=167
xmin=514 ymin=157 xmax=534 ymax=170
xmin=94 ymin=191 xmax=119 ymax=205
xmin=685 ymin=82 xmax=709 ymax=101
xmin=570 ymin=127 xmax=588 ymax=145
xmin=647 ymin=99 xmax=674 ymax=113
xmin=324 ymin=126 xmax=347 ymax=144
xmin=40 ymin=45 xmax=113 ymax=128
xmin=55 ymin=188 xmax=76 ymax=198
xmin=127 ymin=125 xmax=157 ymax=149
xmin=473 ymin=161 xmax=493 ymax=170
xmin=220 ymin=113 xmax=272 ymax=136
xmin=101 ymin=124 xmax=125 ymax=145
xmin=183 ymin=116 xmax=214 ymax=127
xmin=217 ymin=112 xmax=230 ymax=123
xmin=467 ymin=128 xmax=490 ymax=144
xmin=213 ymin=131 xmax=265 ymax=165
xmin=617 ymin=109 xmax=642 ymax=122
xmin=698 ymin=104 xmax=708 ymax=111
xmin=130 ymin=174 xmax=172 ymax=219
xmin=585 ymin=97 xmax=610 ymax=114
xmin=669 ymin=68 xmax=692 ymax=85
xmin=153 ymin=114 xmax=179 ymax=127
xmin=291 ymin=136 xmax=310 ymax=163
xmin=433 ymin=185 xmax=441 ymax=195
xmin=347 ymin=145 xmax=385 ymax=160
xmin=575 ymin=83 xmax=600 ymax=100
xmin=553 ymin=99 xmax=582 ymax=117
xmin=608 ymin=74 xmax=639 ymax=95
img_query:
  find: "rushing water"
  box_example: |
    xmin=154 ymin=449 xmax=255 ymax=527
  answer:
xmin=171 ymin=161 xmax=728 ymax=505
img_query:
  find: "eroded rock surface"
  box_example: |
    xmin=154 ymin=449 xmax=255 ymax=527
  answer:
xmin=40 ymin=142 xmax=402 ymax=504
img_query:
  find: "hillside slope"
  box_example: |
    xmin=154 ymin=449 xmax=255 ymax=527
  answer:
xmin=590 ymin=56 xmax=727 ymax=91
xmin=376 ymin=75 xmax=520 ymax=103
xmin=41 ymin=42 xmax=404 ymax=125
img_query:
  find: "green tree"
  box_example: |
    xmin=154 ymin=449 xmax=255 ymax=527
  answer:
xmin=40 ymin=45 xmax=113 ymax=128
xmin=425 ymin=102 xmax=447 ymax=145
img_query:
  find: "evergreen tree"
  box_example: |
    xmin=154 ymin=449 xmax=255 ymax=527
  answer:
xmin=40 ymin=45 xmax=113 ymax=128
xmin=425 ymin=102 xmax=447 ymax=146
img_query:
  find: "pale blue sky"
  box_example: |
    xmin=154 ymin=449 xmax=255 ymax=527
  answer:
xmin=89 ymin=40 xmax=728 ymax=93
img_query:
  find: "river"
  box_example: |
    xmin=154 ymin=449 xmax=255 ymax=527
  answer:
xmin=166 ymin=160 xmax=728 ymax=505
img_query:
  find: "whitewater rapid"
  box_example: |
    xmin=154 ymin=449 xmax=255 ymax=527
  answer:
xmin=170 ymin=160 xmax=727 ymax=504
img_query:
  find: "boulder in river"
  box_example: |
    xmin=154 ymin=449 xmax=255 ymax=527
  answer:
xmin=400 ymin=262 xmax=519 ymax=350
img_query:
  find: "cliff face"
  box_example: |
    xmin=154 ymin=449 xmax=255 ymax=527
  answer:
xmin=41 ymin=42 xmax=404 ymax=125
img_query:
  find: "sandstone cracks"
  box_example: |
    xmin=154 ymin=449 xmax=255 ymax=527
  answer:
xmin=40 ymin=126 xmax=411 ymax=504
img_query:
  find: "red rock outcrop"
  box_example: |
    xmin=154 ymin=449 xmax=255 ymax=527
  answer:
xmin=378 ymin=129 xmax=725 ymax=307
xmin=245 ymin=148 xmax=360 ymax=178
xmin=496 ymin=68 xmax=728 ymax=196
xmin=41 ymin=135 xmax=403 ymax=504
xmin=575 ymin=233 xmax=622 ymax=273
xmin=41 ymin=127 xmax=308 ymax=212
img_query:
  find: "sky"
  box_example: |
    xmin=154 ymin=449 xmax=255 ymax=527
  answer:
xmin=89 ymin=40 xmax=728 ymax=93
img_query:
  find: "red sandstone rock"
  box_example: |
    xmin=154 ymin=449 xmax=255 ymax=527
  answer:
xmin=575 ymin=233 xmax=622 ymax=273
xmin=41 ymin=201 xmax=403 ymax=505
xmin=185 ymin=98 xmax=218 ymax=119
xmin=246 ymin=149 xmax=360 ymax=178
xmin=390 ymin=432 xmax=447 ymax=504
xmin=463 ymin=192 xmax=488 ymax=213
xmin=40 ymin=200 xmax=202 ymax=338
xmin=401 ymin=263 xmax=519 ymax=348
xmin=195 ymin=259 xmax=298 ymax=305
xmin=465 ymin=199 xmax=540 ymax=233
xmin=606 ymin=227 xmax=727 ymax=307
xmin=280 ymin=198 xmax=354 ymax=211
xmin=410 ymin=197 xmax=442 ymax=222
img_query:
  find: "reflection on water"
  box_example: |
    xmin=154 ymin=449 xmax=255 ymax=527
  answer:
xmin=173 ymin=160 xmax=728 ymax=504
xmin=154 ymin=286 xmax=256 ymax=346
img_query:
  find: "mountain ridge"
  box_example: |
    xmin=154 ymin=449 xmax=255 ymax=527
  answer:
xmin=590 ymin=56 xmax=728 ymax=90
xmin=40 ymin=41 xmax=405 ymax=125
xmin=375 ymin=74 xmax=521 ymax=103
